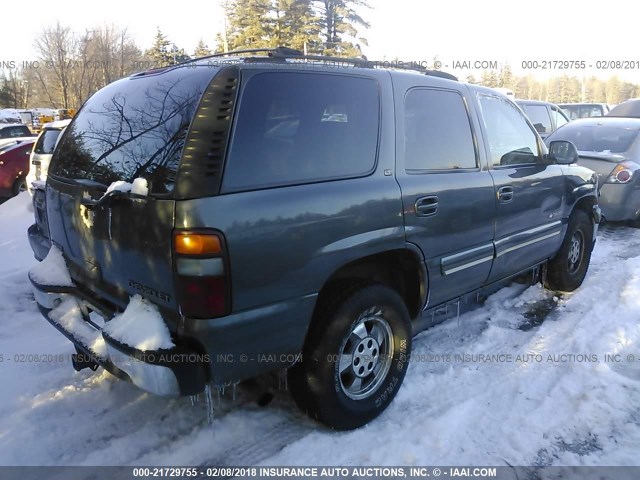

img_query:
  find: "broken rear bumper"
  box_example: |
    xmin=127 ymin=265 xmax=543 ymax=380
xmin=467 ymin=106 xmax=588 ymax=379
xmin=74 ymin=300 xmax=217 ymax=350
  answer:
xmin=29 ymin=274 xmax=208 ymax=397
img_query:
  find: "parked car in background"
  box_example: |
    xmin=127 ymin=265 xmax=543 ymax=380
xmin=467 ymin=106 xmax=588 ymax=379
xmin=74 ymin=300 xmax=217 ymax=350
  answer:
xmin=0 ymin=124 xmax=35 ymax=148
xmin=546 ymin=117 xmax=640 ymax=225
xmin=25 ymin=119 xmax=70 ymax=195
xmin=28 ymin=49 xmax=599 ymax=430
xmin=516 ymin=100 xmax=570 ymax=139
xmin=0 ymin=138 xmax=36 ymax=198
xmin=559 ymin=103 xmax=611 ymax=120
xmin=607 ymin=99 xmax=640 ymax=118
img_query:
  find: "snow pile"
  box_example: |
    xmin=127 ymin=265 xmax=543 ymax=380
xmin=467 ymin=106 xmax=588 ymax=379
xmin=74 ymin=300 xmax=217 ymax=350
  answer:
xmin=104 ymin=178 xmax=148 ymax=197
xmin=29 ymin=245 xmax=73 ymax=287
xmin=49 ymin=298 xmax=107 ymax=358
xmin=103 ymin=295 xmax=174 ymax=351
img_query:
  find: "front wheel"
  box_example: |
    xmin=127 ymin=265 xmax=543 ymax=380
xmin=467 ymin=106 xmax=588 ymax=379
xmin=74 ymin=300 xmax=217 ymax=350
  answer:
xmin=544 ymin=210 xmax=593 ymax=292
xmin=12 ymin=177 xmax=26 ymax=197
xmin=288 ymin=283 xmax=412 ymax=430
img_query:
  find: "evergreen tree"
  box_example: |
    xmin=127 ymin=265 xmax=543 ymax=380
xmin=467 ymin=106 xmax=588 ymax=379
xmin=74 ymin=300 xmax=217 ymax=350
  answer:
xmin=194 ymin=39 xmax=213 ymax=57
xmin=169 ymin=44 xmax=191 ymax=64
xmin=313 ymin=0 xmax=370 ymax=56
xmin=226 ymin=0 xmax=274 ymax=50
xmin=0 ymin=74 xmax=11 ymax=108
xmin=274 ymin=0 xmax=322 ymax=52
xmin=146 ymin=28 xmax=172 ymax=66
xmin=498 ymin=64 xmax=513 ymax=89
xmin=480 ymin=70 xmax=498 ymax=88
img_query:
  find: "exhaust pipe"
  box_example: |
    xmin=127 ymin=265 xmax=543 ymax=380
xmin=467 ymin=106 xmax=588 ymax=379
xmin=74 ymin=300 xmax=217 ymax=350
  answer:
xmin=71 ymin=352 xmax=99 ymax=372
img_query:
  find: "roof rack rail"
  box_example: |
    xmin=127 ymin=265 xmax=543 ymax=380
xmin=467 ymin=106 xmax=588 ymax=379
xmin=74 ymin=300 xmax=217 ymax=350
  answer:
xmin=174 ymin=46 xmax=457 ymax=81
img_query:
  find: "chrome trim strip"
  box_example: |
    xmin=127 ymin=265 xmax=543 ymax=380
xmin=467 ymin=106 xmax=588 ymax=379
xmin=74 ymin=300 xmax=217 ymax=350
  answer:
xmin=443 ymin=255 xmax=494 ymax=275
xmin=496 ymin=231 xmax=561 ymax=257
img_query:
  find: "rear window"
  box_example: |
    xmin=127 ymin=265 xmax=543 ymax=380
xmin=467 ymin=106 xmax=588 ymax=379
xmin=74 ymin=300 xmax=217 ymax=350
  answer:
xmin=34 ymin=128 xmax=61 ymax=155
xmin=0 ymin=126 xmax=31 ymax=138
xmin=560 ymin=104 xmax=604 ymax=120
xmin=550 ymin=124 xmax=640 ymax=153
xmin=50 ymin=67 xmax=214 ymax=194
xmin=221 ymin=72 xmax=379 ymax=193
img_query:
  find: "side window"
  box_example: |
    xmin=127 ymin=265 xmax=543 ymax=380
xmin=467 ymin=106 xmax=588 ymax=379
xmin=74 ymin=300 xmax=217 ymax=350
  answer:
xmin=222 ymin=73 xmax=379 ymax=192
xmin=404 ymin=89 xmax=477 ymax=171
xmin=551 ymin=107 xmax=569 ymax=129
xmin=521 ymin=105 xmax=552 ymax=135
xmin=478 ymin=95 xmax=540 ymax=167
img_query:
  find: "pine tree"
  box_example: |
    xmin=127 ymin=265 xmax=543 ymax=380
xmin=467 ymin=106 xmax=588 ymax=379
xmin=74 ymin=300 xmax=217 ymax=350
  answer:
xmin=480 ymin=70 xmax=498 ymax=88
xmin=498 ymin=64 xmax=513 ymax=89
xmin=313 ymin=0 xmax=370 ymax=56
xmin=169 ymin=44 xmax=191 ymax=64
xmin=274 ymin=0 xmax=322 ymax=52
xmin=226 ymin=0 xmax=274 ymax=50
xmin=194 ymin=39 xmax=212 ymax=57
xmin=146 ymin=28 xmax=172 ymax=67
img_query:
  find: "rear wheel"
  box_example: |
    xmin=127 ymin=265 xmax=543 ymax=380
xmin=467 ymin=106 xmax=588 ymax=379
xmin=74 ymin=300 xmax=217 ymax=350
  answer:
xmin=544 ymin=210 xmax=593 ymax=292
xmin=288 ymin=283 xmax=412 ymax=430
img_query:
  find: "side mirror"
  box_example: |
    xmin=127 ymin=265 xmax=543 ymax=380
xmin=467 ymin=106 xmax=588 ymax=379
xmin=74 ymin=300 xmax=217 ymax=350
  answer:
xmin=547 ymin=140 xmax=579 ymax=165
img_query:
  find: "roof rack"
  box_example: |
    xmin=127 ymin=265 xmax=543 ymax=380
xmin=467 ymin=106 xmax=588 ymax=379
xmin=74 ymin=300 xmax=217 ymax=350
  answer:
xmin=176 ymin=46 xmax=458 ymax=81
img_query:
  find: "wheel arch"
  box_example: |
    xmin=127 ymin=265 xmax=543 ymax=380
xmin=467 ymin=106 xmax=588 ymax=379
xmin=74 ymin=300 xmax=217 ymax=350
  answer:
xmin=313 ymin=247 xmax=428 ymax=324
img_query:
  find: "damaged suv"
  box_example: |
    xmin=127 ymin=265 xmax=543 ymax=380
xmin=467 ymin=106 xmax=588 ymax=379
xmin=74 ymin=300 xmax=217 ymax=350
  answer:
xmin=29 ymin=48 xmax=600 ymax=430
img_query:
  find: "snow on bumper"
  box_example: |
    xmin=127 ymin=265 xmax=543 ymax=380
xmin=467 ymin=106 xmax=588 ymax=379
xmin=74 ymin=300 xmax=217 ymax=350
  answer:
xmin=28 ymin=274 xmax=207 ymax=397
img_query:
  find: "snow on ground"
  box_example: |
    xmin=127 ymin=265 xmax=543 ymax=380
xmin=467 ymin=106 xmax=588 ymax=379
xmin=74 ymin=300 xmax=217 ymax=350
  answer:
xmin=0 ymin=192 xmax=639 ymax=467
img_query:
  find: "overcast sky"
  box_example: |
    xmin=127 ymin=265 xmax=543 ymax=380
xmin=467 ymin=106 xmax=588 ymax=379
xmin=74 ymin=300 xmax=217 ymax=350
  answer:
xmin=2 ymin=0 xmax=639 ymax=82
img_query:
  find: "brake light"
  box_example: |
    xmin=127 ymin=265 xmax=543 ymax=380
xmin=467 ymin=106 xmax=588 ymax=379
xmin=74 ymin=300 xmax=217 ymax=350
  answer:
xmin=173 ymin=230 xmax=230 ymax=318
xmin=606 ymin=161 xmax=640 ymax=184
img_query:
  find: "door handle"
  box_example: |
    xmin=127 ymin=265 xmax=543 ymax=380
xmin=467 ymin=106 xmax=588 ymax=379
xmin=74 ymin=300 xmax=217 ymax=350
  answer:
xmin=497 ymin=186 xmax=514 ymax=203
xmin=415 ymin=195 xmax=439 ymax=217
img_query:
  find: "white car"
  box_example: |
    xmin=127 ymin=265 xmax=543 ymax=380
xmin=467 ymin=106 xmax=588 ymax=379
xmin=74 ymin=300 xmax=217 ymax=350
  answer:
xmin=0 ymin=123 xmax=35 ymax=149
xmin=26 ymin=119 xmax=71 ymax=195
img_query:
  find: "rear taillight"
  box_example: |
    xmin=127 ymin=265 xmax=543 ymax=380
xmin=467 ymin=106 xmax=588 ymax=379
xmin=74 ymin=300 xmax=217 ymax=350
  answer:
xmin=173 ymin=231 xmax=230 ymax=319
xmin=606 ymin=161 xmax=640 ymax=184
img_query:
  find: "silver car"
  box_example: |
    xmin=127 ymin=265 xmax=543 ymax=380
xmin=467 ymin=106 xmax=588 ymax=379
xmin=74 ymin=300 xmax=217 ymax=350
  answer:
xmin=546 ymin=117 xmax=640 ymax=224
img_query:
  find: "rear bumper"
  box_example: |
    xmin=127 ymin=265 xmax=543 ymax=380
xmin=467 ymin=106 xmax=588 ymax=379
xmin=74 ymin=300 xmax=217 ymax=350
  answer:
xmin=29 ymin=274 xmax=208 ymax=396
xmin=598 ymin=184 xmax=640 ymax=221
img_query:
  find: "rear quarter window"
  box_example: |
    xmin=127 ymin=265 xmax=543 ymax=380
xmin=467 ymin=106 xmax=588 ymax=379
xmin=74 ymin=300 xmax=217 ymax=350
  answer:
xmin=221 ymin=72 xmax=380 ymax=193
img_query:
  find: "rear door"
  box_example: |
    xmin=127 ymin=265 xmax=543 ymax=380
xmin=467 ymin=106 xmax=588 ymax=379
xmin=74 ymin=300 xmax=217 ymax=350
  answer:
xmin=476 ymin=93 xmax=566 ymax=282
xmin=46 ymin=67 xmax=216 ymax=315
xmin=396 ymin=84 xmax=496 ymax=307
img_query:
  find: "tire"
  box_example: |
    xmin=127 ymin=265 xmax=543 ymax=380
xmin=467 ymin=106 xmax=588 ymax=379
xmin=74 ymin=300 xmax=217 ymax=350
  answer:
xmin=288 ymin=283 xmax=412 ymax=430
xmin=544 ymin=210 xmax=593 ymax=292
xmin=12 ymin=177 xmax=26 ymax=197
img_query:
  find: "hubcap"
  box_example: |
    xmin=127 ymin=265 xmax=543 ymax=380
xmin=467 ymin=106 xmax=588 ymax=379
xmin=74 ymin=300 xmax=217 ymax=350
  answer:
xmin=338 ymin=309 xmax=394 ymax=400
xmin=568 ymin=231 xmax=584 ymax=274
